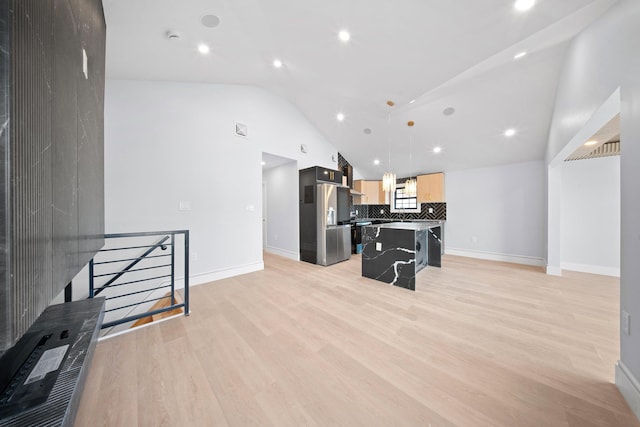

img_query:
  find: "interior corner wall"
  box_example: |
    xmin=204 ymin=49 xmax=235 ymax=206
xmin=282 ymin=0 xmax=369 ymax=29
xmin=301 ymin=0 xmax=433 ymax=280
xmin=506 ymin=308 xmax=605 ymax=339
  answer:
xmin=444 ymin=160 xmax=545 ymax=265
xmin=104 ymin=80 xmax=338 ymax=283
xmin=263 ymin=161 xmax=299 ymax=260
xmin=544 ymin=0 xmax=640 ymax=412
xmin=561 ymin=156 xmax=620 ymax=276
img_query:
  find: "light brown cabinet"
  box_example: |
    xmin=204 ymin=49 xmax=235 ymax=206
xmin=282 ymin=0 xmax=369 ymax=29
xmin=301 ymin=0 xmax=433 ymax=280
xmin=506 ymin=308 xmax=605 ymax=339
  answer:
xmin=417 ymin=173 xmax=445 ymax=203
xmin=353 ymin=180 xmax=385 ymax=204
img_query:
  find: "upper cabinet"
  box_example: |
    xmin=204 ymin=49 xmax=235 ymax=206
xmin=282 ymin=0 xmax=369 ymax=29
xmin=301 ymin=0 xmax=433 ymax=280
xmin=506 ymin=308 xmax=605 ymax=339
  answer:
xmin=353 ymin=180 xmax=384 ymax=204
xmin=417 ymin=173 xmax=445 ymax=203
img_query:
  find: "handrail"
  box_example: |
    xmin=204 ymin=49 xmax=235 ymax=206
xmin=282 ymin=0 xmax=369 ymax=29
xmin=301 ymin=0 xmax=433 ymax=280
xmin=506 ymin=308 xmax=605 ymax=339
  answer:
xmin=88 ymin=230 xmax=190 ymax=331
xmin=92 ymin=235 xmax=169 ymax=296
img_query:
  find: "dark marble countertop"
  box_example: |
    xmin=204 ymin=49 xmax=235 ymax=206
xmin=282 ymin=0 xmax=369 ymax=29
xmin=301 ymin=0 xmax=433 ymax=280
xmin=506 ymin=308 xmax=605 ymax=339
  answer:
xmin=364 ymin=221 xmax=443 ymax=231
xmin=353 ymin=219 xmax=445 ymax=224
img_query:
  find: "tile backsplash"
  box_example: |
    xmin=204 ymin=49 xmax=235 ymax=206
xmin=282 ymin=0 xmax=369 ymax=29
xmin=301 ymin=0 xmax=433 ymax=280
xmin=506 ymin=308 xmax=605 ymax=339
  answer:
xmin=354 ymin=203 xmax=446 ymax=221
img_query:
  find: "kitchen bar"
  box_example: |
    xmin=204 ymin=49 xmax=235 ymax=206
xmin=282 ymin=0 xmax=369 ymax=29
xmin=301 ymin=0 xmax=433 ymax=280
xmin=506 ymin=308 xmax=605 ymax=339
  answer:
xmin=361 ymin=221 xmax=442 ymax=291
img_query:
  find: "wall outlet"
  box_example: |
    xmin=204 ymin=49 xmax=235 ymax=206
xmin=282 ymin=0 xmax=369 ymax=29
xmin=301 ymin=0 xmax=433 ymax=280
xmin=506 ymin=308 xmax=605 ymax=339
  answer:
xmin=274 ymin=234 xmax=278 ymax=241
xmin=623 ymin=310 xmax=631 ymax=335
xmin=179 ymin=201 xmax=192 ymax=211
xmin=428 ymin=207 xmax=434 ymax=214
xmin=471 ymin=236 xmax=478 ymax=243
xmin=376 ymin=242 xmax=382 ymax=251
xmin=191 ymin=251 xmax=198 ymax=262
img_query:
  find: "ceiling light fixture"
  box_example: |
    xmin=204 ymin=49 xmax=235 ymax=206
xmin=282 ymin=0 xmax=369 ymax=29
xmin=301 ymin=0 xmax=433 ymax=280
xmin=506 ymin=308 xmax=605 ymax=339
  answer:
xmin=404 ymin=121 xmax=417 ymax=197
xmin=584 ymin=140 xmax=598 ymax=146
xmin=382 ymin=100 xmax=396 ymax=194
xmin=374 ymin=159 xmax=380 ymax=165
xmin=504 ymin=128 xmax=516 ymax=137
xmin=514 ymin=51 xmax=527 ymax=60
xmin=261 ymin=161 xmax=266 ymax=166
xmin=273 ymin=59 xmax=283 ymax=68
xmin=198 ymin=44 xmax=210 ymax=54
xmin=433 ymin=147 xmax=442 ymax=153
xmin=409 ymin=99 xmax=416 ymax=104
xmin=336 ymin=113 xmax=345 ymax=122
xmin=338 ymin=30 xmax=350 ymax=42
xmin=442 ymin=107 xmax=456 ymax=116
xmin=514 ymin=0 xmax=535 ymax=12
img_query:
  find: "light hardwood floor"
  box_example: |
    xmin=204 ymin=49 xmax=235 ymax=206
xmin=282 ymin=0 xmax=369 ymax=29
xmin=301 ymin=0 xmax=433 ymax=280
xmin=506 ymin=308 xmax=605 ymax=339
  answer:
xmin=75 ymin=253 xmax=640 ymax=427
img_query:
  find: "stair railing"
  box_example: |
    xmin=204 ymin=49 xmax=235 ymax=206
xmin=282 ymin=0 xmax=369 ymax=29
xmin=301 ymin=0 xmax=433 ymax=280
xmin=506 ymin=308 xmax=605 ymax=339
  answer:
xmin=88 ymin=230 xmax=190 ymax=330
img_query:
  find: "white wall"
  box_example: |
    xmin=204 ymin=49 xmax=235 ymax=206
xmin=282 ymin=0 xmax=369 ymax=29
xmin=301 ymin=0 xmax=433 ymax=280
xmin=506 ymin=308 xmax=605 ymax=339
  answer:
xmin=546 ymin=0 xmax=640 ymax=417
xmin=105 ymin=80 xmax=338 ymax=284
xmin=445 ymin=160 xmax=546 ymax=266
xmin=561 ymin=156 xmax=620 ymax=276
xmin=263 ymin=161 xmax=299 ymax=260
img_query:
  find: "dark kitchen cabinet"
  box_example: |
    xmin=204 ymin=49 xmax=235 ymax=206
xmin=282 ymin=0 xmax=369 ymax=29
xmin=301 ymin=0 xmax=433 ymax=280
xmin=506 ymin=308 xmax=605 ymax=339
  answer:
xmin=314 ymin=166 xmax=343 ymax=184
xmin=342 ymin=164 xmax=353 ymax=188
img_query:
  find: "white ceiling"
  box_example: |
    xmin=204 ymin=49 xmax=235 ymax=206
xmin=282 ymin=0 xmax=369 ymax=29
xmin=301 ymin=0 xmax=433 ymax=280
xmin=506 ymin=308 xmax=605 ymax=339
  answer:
xmin=103 ymin=0 xmax=617 ymax=179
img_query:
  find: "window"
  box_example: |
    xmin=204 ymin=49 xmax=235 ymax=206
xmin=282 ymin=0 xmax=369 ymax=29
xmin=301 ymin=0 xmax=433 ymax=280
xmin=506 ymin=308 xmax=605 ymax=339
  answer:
xmin=391 ymin=185 xmax=420 ymax=213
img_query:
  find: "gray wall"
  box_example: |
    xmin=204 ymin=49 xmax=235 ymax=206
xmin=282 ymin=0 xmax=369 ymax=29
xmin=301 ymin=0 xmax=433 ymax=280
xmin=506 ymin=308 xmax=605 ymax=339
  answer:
xmin=445 ymin=160 xmax=546 ymax=265
xmin=0 ymin=0 xmax=106 ymax=354
xmin=546 ymin=0 xmax=640 ymax=398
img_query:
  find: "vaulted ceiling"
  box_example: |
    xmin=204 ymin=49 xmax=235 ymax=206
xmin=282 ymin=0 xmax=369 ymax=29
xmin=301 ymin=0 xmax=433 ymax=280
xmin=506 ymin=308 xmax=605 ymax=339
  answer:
xmin=103 ymin=0 xmax=618 ymax=179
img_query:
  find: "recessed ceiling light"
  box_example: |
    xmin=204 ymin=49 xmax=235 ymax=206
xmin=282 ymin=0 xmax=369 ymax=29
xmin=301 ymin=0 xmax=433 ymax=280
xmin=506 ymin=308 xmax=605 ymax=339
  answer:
xmin=433 ymin=147 xmax=442 ymax=153
xmin=443 ymin=107 xmax=456 ymax=116
xmin=409 ymin=99 xmax=416 ymax=104
xmin=201 ymin=15 xmax=221 ymax=28
xmin=261 ymin=161 xmax=266 ymax=166
xmin=373 ymin=159 xmax=380 ymax=165
xmin=514 ymin=0 xmax=535 ymax=12
xmin=273 ymin=59 xmax=283 ymax=68
xmin=584 ymin=140 xmax=598 ymax=146
xmin=504 ymin=128 xmax=516 ymax=137
xmin=514 ymin=51 xmax=527 ymax=60
xmin=198 ymin=44 xmax=210 ymax=54
xmin=338 ymin=30 xmax=350 ymax=42
xmin=363 ymin=128 xmax=372 ymax=135
xmin=336 ymin=113 xmax=345 ymax=122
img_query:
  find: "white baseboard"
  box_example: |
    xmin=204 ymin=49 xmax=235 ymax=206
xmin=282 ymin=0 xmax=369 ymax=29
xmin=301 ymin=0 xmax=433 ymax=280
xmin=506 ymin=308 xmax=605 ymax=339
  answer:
xmin=445 ymin=248 xmax=545 ymax=267
xmin=546 ymin=265 xmax=563 ymax=276
xmin=265 ymin=246 xmax=300 ymax=261
xmin=561 ymin=262 xmax=620 ymax=277
xmin=171 ymin=261 xmax=265 ymax=288
xmin=616 ymin=360 xmax=640 ymax=422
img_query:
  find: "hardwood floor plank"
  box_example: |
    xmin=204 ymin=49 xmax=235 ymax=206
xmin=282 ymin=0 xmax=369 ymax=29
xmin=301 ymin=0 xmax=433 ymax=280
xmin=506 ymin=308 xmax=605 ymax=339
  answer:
xmin=75 ymin=253 xmax=640 ymax=427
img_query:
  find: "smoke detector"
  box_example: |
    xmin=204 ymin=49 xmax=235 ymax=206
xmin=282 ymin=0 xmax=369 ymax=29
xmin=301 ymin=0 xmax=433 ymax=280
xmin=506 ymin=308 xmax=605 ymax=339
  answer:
xmin=166 ymin=30 xmax=181 ymax=41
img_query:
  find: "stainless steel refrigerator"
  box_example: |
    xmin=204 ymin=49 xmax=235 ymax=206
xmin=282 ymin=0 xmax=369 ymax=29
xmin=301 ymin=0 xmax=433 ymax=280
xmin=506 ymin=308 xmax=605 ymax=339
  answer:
xmin=299 ymin=167 xmax=351 ymax=266
xmin=315 ymin=183 xmax=351 ymax=266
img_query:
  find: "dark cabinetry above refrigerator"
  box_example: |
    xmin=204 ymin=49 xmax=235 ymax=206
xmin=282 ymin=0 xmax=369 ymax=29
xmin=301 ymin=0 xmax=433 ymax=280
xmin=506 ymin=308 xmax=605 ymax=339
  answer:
xmin=314 ymin=166 xmax=343 ymax=184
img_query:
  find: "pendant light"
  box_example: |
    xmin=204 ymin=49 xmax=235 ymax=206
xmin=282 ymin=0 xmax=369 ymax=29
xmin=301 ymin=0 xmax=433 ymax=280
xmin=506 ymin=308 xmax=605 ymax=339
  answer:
xmin=382 ymin=100 xmax=396 ymax=194
xmin=404 ymin=120 xmax=417 ymax=197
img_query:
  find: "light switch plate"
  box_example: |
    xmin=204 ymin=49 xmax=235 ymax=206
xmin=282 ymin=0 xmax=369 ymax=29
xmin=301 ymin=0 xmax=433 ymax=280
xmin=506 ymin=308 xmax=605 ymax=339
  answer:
xmin=376 ymin=242 xmax=382 ymax=251
xmin=179 ymin=201 xmax=192 ymax=211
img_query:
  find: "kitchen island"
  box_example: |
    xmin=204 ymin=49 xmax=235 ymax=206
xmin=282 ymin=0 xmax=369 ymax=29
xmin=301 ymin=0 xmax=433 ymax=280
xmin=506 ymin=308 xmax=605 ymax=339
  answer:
xmin=361 ymin=221 xmax=442 ymax=291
